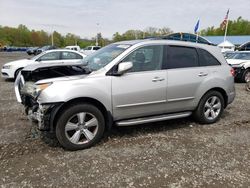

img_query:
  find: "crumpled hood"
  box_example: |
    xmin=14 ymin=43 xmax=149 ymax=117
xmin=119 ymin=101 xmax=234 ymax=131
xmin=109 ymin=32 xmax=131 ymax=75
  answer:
xmin=22 ymin=60 xmax=84 ymax=71
xmin=35 ymin=74 xmax=88 ymax=84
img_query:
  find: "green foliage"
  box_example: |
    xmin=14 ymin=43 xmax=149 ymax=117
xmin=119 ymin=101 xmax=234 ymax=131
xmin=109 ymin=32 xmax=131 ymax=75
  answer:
xmin=112 ymin=27 xmax=173 ymax=42
xmin=200 ymin=17 xmax=250 ymax=36
xmin=0 ymin=24 xmax=99 ymax=47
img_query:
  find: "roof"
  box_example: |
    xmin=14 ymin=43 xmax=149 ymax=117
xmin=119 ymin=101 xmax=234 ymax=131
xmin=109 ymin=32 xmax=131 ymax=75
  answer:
xmin=204 ymin=36 xmax=250 ymax=45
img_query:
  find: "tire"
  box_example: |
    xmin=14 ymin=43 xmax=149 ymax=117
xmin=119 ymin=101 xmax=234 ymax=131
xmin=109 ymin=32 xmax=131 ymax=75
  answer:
xmin=246 ymin=81 xmax=250 ymax=92
xmin=14 ymin=68 xmax=23 ymax=80
xmin=241 ymin=69 xmax=250 ymax=83
xmin=193 ymin=91 xmax=224 ymax=124
xmin=56 ymin=103 xmax=105 ymax=151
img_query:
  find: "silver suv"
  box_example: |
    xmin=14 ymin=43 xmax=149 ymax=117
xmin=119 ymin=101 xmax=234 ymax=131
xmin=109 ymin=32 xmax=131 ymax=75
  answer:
xmin=15 ymin=40 xmax=235 ymax=150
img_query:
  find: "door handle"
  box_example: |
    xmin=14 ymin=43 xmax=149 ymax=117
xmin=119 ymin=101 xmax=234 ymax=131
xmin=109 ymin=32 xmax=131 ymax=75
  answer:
xmin=152 ymin=77 xmax=165 ymax=82
xmin=198 ymin=72 xmax=208 ymax=77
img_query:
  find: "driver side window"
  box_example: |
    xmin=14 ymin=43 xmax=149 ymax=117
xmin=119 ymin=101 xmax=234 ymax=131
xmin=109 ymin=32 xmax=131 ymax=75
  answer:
xmin=38 ymin=52 xmax=60 ymax=61
xmin=122 ymin=45 xmax=163 ymax=72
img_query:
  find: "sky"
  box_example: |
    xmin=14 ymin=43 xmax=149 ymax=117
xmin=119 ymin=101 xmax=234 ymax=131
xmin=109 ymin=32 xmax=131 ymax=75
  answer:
xmin=0 ymin=0 xmax=250 ymax=39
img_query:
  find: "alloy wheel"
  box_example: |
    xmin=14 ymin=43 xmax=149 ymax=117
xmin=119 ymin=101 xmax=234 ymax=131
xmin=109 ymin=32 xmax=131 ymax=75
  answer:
xmin=203 ymin=96 xmax=222 ymax=121
xmin=65 ymin=112 xmax=99 ymax=145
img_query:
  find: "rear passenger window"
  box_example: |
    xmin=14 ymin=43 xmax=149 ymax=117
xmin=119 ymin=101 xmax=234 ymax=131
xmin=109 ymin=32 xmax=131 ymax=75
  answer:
xmin=166 ymin=46 xmax=199 ymax=69
xmin=61 ymin=52 xmax=82 ymax=60
xmin=198 ymin=49 xmax=221 ymax=66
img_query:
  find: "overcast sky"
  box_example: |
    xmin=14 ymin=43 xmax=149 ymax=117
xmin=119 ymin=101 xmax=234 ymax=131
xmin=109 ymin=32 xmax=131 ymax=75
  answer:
xmin=0 ymin=0 xmax=250 ymax=39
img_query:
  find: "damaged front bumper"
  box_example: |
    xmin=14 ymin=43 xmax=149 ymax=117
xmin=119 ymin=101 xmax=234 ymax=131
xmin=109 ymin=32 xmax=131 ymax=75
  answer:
xmin=15 ymin=72 xmax=64 ymax=132
xmin=27 ymin=102 xmax=63 ymax=132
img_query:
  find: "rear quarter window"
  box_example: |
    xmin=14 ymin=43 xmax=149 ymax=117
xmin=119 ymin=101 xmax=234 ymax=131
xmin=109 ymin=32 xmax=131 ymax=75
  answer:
xmin=198 ymin=48 xmax=221 ymax=66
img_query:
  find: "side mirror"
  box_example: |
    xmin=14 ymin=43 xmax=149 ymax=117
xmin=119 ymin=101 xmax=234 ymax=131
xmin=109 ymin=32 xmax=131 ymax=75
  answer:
xmin=117 ymin=62 xmax=133 ymax=75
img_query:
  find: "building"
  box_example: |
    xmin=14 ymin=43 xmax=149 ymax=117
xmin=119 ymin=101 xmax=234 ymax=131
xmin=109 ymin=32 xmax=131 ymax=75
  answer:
xmin=204 ymin=35 xmax=250 ymax=46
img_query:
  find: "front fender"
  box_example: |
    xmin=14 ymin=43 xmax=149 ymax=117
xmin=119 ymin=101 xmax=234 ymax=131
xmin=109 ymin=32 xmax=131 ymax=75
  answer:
xmin=37 ymin=76 xmax=112 ymax=112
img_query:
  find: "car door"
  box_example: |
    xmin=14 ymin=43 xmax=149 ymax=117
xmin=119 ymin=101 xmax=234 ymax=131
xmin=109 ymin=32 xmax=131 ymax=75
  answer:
xmin=164 ymin=45 xmax=209 ymax=112
xmin=61 ymin=51 xmax=84 ymax=63
xmin=36 ymin=51 xmax=62 ymax=64
xmin=111 ymin=45 xmax=167 ymax=120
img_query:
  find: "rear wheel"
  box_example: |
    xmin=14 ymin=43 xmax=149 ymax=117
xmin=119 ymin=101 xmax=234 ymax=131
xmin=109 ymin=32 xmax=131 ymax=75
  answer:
xmin=56 ymin=104 xmax=105 ymax=150
xmin=193 ymin=91 xmax=224 ymax=124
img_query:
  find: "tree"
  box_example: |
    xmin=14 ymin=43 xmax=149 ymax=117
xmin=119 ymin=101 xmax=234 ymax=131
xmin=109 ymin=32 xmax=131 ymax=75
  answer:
xmin=200 ymin=17 xmax=250 ymax=36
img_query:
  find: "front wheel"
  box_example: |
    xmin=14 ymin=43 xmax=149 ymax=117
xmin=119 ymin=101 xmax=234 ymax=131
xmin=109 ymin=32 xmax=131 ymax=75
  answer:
xmin=56 ymin=104 xmax=105 ymax=151
xmin=242 ymin=69 xmax=250 ymax=83
xmin=14 ymin=68 xmax=23 ymax=80
xmin=246 ymin=81 xmax=250 ymax=92
xmin=193 ymin=91 xmax=224 ymax=124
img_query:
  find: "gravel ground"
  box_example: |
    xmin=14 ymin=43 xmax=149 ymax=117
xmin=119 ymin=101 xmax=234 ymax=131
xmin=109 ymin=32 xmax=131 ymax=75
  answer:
xmin=0 ymin=52 xmax=250 ymax=188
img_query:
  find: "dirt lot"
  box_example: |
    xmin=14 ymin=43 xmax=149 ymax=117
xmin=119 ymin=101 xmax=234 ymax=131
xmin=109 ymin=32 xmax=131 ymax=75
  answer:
xmin=0 ymin=52 xmax=250 ymax=188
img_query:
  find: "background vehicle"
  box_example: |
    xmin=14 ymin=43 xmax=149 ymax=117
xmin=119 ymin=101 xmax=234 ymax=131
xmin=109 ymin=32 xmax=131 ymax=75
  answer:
xmin=223 ymin=51 xmax=235 ymax=59
xmin=226 ymin=51 xmax=250 ymax=82
xmin=35 ymin=45 xmax=56 ymax=55
xmin=1 ymin=49 xmax=86 ymax=79
xmin=238 ymin=41 xmax=250 ymax=51
xmin=15 ymin=40 xmax=235 ymax=151
xmin=26 ymin=47 xmax=39 ymax=55
xmin=80 ymin=46 xmax=101 ymax=55
xmin=65 ymin=45 xmax=81 ymax=52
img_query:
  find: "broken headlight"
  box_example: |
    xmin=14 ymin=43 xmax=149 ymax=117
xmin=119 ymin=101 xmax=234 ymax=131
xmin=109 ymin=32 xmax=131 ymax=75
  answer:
xmin=21 ymin=82 xmax=52 ymax=98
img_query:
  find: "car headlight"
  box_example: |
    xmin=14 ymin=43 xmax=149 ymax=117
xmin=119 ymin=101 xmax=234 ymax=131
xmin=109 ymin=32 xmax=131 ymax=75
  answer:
xmin=3 ymin=65 xmax=11 ymax=69
xmin=21 ymin=82 xmax=52 ymax=98
xmin=36 ymin=83 xmax=52 ymax=94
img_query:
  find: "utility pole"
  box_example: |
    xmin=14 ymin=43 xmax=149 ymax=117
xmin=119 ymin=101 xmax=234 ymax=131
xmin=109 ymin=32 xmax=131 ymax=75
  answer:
xmin=51 ymin=31 xmax=54 ymax=46
xmin=96 ymin=23 xmax=99 ymax=46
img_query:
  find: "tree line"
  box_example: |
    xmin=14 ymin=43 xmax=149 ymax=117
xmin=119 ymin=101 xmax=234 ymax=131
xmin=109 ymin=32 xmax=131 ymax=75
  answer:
xmin=200 ymin=17 xmax=250 ymax=36
xmin=0 ymin=24 xmax=108 ymax=48
xmin=0 ymin=17 xmax=249 ymax=47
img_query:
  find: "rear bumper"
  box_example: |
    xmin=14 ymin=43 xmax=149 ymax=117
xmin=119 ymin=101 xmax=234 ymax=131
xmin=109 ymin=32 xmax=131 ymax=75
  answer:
xmin=227 ymin=91 xmax=235 ymax=105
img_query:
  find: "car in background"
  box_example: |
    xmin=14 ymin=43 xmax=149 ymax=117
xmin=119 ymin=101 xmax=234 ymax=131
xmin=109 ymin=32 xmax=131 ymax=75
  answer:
xmin=238 ymin=41 xmax=250 ymax=51
xmin=65 ymin=45 xmax=81 ymax=52
xmin=80 ymin=46 xmax=101 ymax=55
xmin=35 ymin=45 xmax=56 ymax=55
xmin=26 ymin=47 xmax=39 ymax=55
xmin=223 ymin=51 xmax=235 ymax=59
xmin=1 ymin=49 xmax=86 ymax=79
xmin=226 ymin=51 xmax=250 ymax=82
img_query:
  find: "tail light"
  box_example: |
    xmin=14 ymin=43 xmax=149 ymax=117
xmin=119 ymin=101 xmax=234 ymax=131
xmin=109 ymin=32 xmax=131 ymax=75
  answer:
xmin=230 ymin=68 xmax=235 ymax=77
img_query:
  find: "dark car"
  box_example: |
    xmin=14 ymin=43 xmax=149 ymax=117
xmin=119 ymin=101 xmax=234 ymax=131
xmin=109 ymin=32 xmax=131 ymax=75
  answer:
xmin=35 ymin=45 xmax=56 ymax=55
xmin=238 ymin=41 xmax=250 ymax=51
xmin=26 ymin=47 xmax=39 ymax=55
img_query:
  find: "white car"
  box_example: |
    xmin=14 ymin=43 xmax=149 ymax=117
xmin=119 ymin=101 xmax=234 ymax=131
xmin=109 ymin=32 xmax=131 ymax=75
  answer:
xmin=226 ymin=51 xmax=250 ymax=82
xmin=80 ymin=46 xmax=101 ymax=55
xmin=1 ymin=49 xmax=86 ymax=79
xmin=65 ymin=45 xmax=81 ymax=52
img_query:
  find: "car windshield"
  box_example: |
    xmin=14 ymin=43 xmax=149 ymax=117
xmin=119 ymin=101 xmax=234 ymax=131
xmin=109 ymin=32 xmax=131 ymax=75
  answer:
xmin=83 ymin=44 xmax=131 ymax=71
xmin=230 ymin=52 xmax=250 ymax=60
